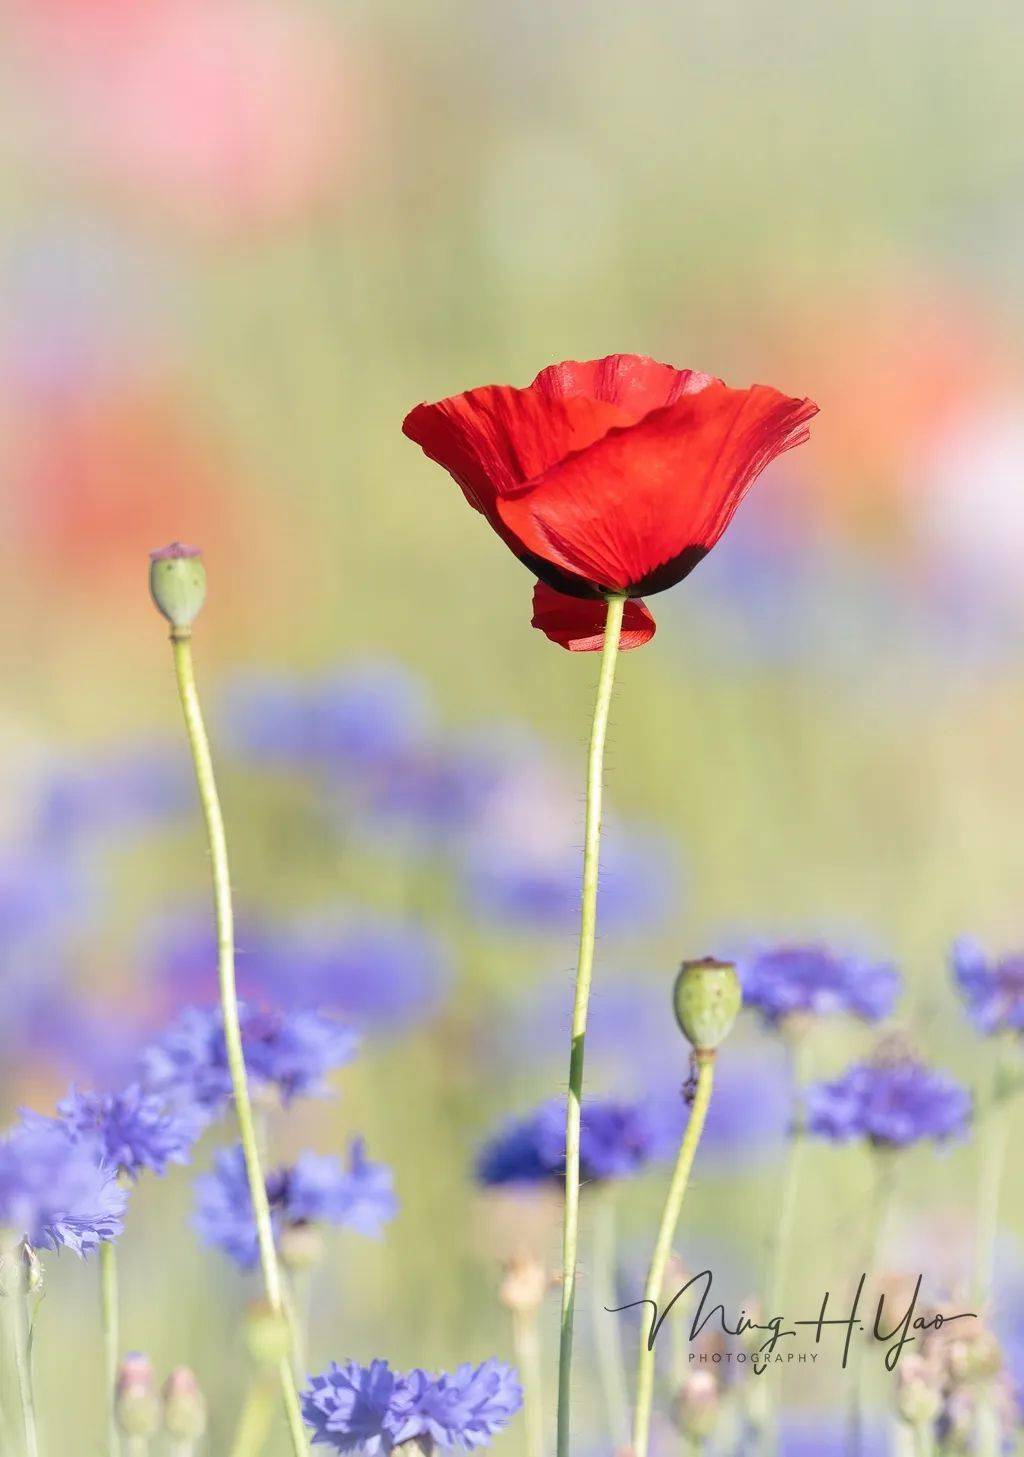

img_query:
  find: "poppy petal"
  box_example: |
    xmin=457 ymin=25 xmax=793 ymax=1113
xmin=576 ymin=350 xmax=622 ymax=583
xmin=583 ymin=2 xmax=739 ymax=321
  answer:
xmin=532 ymin=354 xmax=713 ymax=425
xmin=498 ymin=383 xmax=818 ymax=594
xmin=402 ymin=385 xmax=630 ymax=518
xmin=531 ymin=582 xmax=656 ymax=652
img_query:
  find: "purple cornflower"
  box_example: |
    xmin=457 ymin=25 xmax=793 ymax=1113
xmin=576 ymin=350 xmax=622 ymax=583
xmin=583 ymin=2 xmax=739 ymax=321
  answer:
xmin=220 ymin=662 xmax=432 ymax=774
xmin=952 ymin=937 xmax=1024 ymax=1035
xmin=139 ymin=1004 xmax=358 ymax=1120
xmin=301 ymin=1359 xmax=522 ymax=1452
xmin=0 ymin=1118 xmax=127 ymax=1256
xmin=31 ymin=740 xmax=190 ymax=848
xmin=194 ymin=1141 xmax=397 ymax=1271
xmin=805 ymin=1057 xmax=971 ymax=1148
xmin=739 ymin=943 xmax=900 ymax=1027
xmin=476 ymin=1097 xmax=667 ymax=1188
xmin=146 ymin=908 xmax=449 ymax=1032
xmin=57 ymin=1084 xmax=198 ymax=1179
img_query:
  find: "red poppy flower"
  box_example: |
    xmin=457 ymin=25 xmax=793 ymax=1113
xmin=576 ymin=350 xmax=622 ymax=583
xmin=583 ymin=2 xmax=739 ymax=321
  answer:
xmin=403 ymin=353 xmax=817 ymax=650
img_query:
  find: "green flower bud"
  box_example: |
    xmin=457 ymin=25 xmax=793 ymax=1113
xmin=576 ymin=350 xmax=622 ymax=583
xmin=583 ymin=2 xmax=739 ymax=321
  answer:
xmin=243 ymin=1301 xmax=292 ymax=1367
xmin=162 ymin=1366 xmax=207 ymax=1442
xmin=671 ymin=1370 xmax=719 ymax=1440
xmin=149 ymin=543 xmax=206 ymax=631
xmin=672 ymin=958 xmax=742 ymax=1052
xmin=115 ymin=1352 xmax=160 ymax=1438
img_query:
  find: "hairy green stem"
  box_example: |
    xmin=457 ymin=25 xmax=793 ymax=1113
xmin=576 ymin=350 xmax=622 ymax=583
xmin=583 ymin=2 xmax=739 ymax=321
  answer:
xmin=632 ymin=1053 xmax=716 ymax=1457
xmin=590 ymin=1190 xmax=629 ymax=1451
xmin=100 ymin=1240 xmax=121 ymax=1457
xmin=169 ymin=631 xmax=307 ymax=1457
xmin=556 ymin=593 xmax=625 ymax=1457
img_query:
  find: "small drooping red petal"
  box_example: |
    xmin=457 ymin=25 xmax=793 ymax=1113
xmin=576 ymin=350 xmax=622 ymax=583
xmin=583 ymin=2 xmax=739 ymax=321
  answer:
xmin=402 ymin=385 xmax=630 ymax=519
xmin=532 ymin=354 xmax=713 ymax=426
xmin=498 ymin=383 xmax=818 ymax=594
xmin=531 ymin=582 xmax=656 ymax=652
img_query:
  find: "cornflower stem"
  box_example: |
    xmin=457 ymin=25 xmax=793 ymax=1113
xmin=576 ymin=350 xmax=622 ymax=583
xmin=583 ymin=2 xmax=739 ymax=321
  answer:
xmin=557 ymin=592 xmax=626 ymax=1457
xmin=99 ymin=1239 xmax=121 ymax=1457
xmin=910 ymin=1424 xmax=936 ymax=1457
xmin=589 ymin=1189 xmax=630 ymax=1451
xmin=972 ymin=1044 xmax=1015 ymax=1457
xmin=846 ymin=1153 xmax=897 ymax=1457
xmin=760 ymin=1029 xmax=810 ymax=1456
xmin=511 ymin=1306 xmax=544 ymax=1457
xmin=122 ymin=1441 xmax=148 ymax=1457
xmin=632 ymin=1051 xmax=717 ymax=1457
xmin=283 ymin=1268 xmax=311 ymax=1385
xmin=229 ymin=1375 xmax=276 ymax=1457
xmin=168 ymin=630 xmax=307 ymax=1457
xmin=9 ymin=1247 xmax=40 ymax=1457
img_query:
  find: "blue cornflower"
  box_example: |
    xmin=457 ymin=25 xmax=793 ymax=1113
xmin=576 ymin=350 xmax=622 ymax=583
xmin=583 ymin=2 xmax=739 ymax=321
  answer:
xmin=32 ymin=740 xmax=190 ymax=848
xmin=0 ymin=1118 xmax=127 ymax=1256
xmin=220 ymin=662 xmax=432 ymax=774
xmin=804 ymin=1058 xmax=971 ymax=1148
xmin=476 ymin=1097 xmax=667 ymax=1189
xmin=139 ymin=1004 xmax=358 ymax=1120
xmin=739 ymin=943 xmax=900 ymax=1027
xmin=0 ymin=851 xmax=91 ymax=946
xmin=952 ymin=937 xmax=1024 ymax=1035
xmin=194 ymin=1140 xmax=397 ymax=1271
xmin=302 ymin=1359 xmax=522 ymax=1453
xmin=57 ymin=1084 xmax=198 ymax=1178
xmin=461 ymin=823 xmax=674 ymax=936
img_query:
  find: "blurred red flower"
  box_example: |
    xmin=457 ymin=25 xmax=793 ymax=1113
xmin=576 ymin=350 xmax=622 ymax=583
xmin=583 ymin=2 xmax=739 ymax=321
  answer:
xmin=404 ymin=354 xmax=816 ymax=650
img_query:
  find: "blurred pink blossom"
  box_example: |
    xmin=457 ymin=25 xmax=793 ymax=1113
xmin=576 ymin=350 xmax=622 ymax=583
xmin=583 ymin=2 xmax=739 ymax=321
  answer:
xmin=5 ymin=0 xmax=358 ymax=235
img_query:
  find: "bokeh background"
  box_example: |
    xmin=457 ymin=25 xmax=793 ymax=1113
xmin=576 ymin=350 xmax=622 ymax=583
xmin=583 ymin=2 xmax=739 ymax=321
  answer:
xmin=2 ymin=0 xmax=1024 ymax=1452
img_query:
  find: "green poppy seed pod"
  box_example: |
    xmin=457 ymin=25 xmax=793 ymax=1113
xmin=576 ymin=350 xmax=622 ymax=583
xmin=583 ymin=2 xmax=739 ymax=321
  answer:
xmin=115 ymin=1352 xmax=161 ymax=1438
xmin=162 ymin=1366 xmax=207 ymax=1442
xmin=243 ymin=1301 xmax=292 ymax=1368
xmin=149 ymin=542 xmax=206 ymax=631
xmin=672 ymin=957 xmax=742 ymax=1052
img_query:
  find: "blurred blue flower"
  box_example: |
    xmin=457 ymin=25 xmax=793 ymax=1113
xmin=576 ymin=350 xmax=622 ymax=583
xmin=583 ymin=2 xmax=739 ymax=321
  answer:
xmin=301 ymin=1359 xmax=522 ymax=1453
xmin=145 ymin=907 xmax=449 ymax=1032
xmin=739 ymin=943 xmax=900 ymax=1028
xmin=194 ymin=1141 xmax=396 ymax=1271
xmin=57 ymin=1084 xmax=198 ymax=1179
xmin=139 ymin=1004 xmax=358 ymax=1119
xmin=805 ymin=1058 xmax=971 ymax=1148
xmin=952 ymin=936 xmax=1024 ymax=1035
xmin=462 ymin=824 xmax=675 ymax=936
xmin=777 ymin=1415 xmax=888 ymax=1456
xmin=0 ymin=1118 xmax=127 ymax=1256
xmin=477 ymin=1097 xmax=668 ymax=1188
xmin=31 ymin=741 xmax=190 ymax=848
xmin=220 ymin=662 xmax=432 ymax=774
xmin=0 ymin=851 xmax=91 ymax=945
xmin=348 ymin=737 xmax=509 ymax=845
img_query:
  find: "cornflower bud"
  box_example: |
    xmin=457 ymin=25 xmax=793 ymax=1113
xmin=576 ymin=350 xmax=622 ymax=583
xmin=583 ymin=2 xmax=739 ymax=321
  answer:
xmin=671 ymin=1369 xmax=719 ymax=1440
xmin=499 ymin=1254 xmax=550 ymax=1315
xmin=279 ymin=1221 xmax=325 ymax=1272
xmin=149 ymin=543 xmax=206 ymax=631
xmin=673 ymin=958 xmax=742 ymax=1052
xmin=115 ymin=1352 xmax=160 ymax=1439
xmin=244 ymin=1300 xmax=292 ymax=1367
xmin=162 ymin=1366 xmax=208 ymax=1443
xmin=895 ymin=1354 xmax=942 ymax=1428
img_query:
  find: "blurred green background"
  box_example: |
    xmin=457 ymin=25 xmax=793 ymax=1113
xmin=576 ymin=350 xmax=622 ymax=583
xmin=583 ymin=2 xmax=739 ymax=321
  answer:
xmin=1 ymin=1 xmax=1023 ymax=1452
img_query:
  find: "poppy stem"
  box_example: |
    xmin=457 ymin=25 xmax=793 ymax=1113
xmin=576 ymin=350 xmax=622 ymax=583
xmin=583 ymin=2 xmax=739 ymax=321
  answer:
xmin=632 ymin=1052 xmax=716 ymax=1457
xmin=556 ymin=592 xmax=626 ymax=1457
xmin=167 ymin=629 xmax=308 ymax=1457
xmin=100 ymin=1239 xmax=121 ymax=1457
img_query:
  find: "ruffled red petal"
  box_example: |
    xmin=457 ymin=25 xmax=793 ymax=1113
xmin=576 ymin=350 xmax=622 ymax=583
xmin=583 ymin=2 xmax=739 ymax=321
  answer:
xmin=532 ymin=354 xmax=713 ymax=426
xmin=531 ymin=582 xmax=656 ymax=652
xmin=497 ymin=383 xmax=818 ymax=594
xmin=402 ymin=384 xmax=630 ymax=519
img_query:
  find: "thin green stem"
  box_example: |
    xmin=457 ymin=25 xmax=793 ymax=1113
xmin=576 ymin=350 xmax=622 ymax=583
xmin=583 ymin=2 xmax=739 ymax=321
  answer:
xmin=10 ymin=1264 xmax=40 ymax=1457
xmin=283 ymin=1268 xmax=311 ymax=1385
xmin=846 ymin=1154 xmax=898 ymax=1457
xmin=911 ymin=1424 xmax=936 ymax=1457
xmin=169 ymin=631 xmax=307 ymax=1457
xmin=590 ymin=1190 xmax=629 ymax=1451
xmin=511 ymin=1308 xmax=544 ymax=1457
xmin=229 ymin=1374 xmax=276 ymax=1457
xmin=100 ymin=1240 xmax=121 ymax=1457
xmin=973 ymin=1067 xmax=1011 ymax=1308
xmin=556 ymin=593 xmax=626 ymax=1457
xmin=632 ymin=1053 xmax=716 ymax=1457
